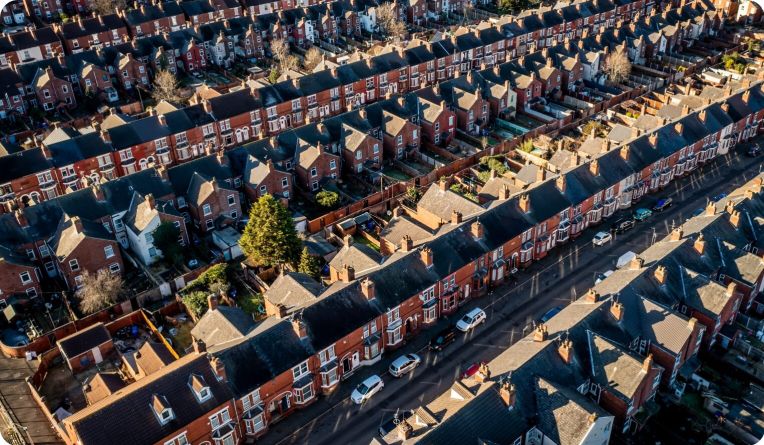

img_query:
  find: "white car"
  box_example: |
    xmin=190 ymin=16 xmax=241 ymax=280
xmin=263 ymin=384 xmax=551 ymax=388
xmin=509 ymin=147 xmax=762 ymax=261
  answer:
xmin=456 ymin=308 xmax=487 ymax=332
xmin=592 ymin=231 xmax=612 ymax=246
xmin=351 ymin=375 xmax=384 ymax=404
xmin=389 ymin=353 xmax=421 ymax=377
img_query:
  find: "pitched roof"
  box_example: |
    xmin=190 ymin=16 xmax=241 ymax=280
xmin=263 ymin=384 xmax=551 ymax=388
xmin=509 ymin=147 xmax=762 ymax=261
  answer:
xmin=263 ymin=272 xmax=323 ymax=316
xmin=417 ymin=183 xmax=484 ymax=223
xmin=63 ymin=353 xmax=233 ymax=445
xmin=190 ymin=306 xmax=256 ymax=348
xmin=58 ymin=322 xmax=111 ymax=359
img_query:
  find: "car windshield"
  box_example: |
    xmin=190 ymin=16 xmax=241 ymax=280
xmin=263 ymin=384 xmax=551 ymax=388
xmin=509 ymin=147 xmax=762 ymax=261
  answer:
xmin=406 ymin=354 xmax=417 ymax=361
xmin=461 ymin=315 xmax=472 ymax=323
xmin=357 ymin=383 xmax=370 ymax=394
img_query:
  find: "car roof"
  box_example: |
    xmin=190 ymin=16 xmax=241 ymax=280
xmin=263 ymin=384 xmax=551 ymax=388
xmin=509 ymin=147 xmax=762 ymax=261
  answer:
xmin=466 ymin=307 xmax=483 ymax=316
xmin=364 ymin=374 xmax=382 ymax=384
xmin=391 ymin=355 xmax=413 ymax=366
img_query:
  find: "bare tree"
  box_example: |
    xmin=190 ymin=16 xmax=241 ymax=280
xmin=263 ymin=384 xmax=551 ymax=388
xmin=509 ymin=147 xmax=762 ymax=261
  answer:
xmin=303 ymin=47 xmax=323 ymax=71
xmin=270 ymin=37 xmax=299 ymax=75
xmin=152 ymin=69 xmax=184 ymax=104
xmin=376 ymin=3 xmax=407 ymax=40
xmin=77 ymin=270 xmax=123 ymax=314
xmin=90 ymin=0 xmax=126 ymax=15
xmin=605 ymin=46 xmax=631 ymax=85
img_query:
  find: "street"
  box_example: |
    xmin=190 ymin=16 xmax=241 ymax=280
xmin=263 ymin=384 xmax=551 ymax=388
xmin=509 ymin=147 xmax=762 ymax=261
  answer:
xmin=261 ymin=143 xmax=764 ymax=445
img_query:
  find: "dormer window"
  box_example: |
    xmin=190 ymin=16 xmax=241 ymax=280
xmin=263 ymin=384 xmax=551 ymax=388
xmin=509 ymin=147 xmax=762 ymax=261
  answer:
xmin=189 ymin=374 xmax=211 ymax=403
xmin=151 ymin=394 xmax=175 ymax=425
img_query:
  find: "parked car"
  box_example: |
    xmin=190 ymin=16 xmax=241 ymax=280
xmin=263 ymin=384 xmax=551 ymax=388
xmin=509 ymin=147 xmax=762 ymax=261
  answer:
xmin=429 ymin=325 xmax=457 ymax=351
xmin=595 ymin=270 xmax=614 ymax=284
xmin=351 ymin=375 xmax=384 ymax=404
xmin=633 ymin=208 xmax=653 ymax=221
xmin=611 ymin=217 xmax=635 ymax=234
xmin=389 ymin=353 xmax=421 ymax=377
xmin=691 ymin=207 xmax=705 ymax=217
xmin=712 ymin=193 xmax=727 ymax=202
xmin=747 ymin=144 xmax=761 ymax=157
xmin=592 ymin=231 xmax=612 ymax=246
xmin=378 ymin=410 xmax=414 ymax=437
xmin=456 ymin=308 xmax=487 ymax=332
xmin=540 ymin=306 xmax=563 ymax=323
xmin=652 ymin=198 xmax=673 ymax=212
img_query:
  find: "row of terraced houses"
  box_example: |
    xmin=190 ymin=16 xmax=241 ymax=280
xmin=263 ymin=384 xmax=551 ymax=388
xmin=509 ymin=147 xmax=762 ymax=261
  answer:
xmin=45 ymin=73 xmax=764 ymax=444
xmin=1 ymin=0 xmax=716 ymax=119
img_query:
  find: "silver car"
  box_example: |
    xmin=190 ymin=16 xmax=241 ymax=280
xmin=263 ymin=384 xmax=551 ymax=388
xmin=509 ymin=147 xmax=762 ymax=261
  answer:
xmin=389 ymin=353 xmax=421 ymax=377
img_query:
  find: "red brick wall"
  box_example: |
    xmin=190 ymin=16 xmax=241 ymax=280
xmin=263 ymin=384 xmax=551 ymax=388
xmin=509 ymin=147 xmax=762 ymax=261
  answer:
xmin=0 ymin=261 xmax=42 ymax=300
xmin=59 ymin=237 xmax=123 ymax=289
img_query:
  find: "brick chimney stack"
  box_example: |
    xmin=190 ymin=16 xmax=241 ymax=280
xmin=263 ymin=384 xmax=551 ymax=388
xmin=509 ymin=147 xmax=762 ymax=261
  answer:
xmin=558 ymin=338 xmax=573 ymax=364
xmin=533 ymin=324 xmax=548 ymax=342
xmin=420 ymin=247 xmax=433 ymax=267
xmin=499 ymin=380 xmax=516 ymax=410
xmin=291 ymin=317 xmax=308 ymax=339
xmin=519 ymin=194 xmax=530 ymax=213
xmin=451 ymin=210 xmax=463 ymax=225
xmin=401 ymin=235 xmax=413 ymax=252
xmin=471 ymin=220 xmax=484 ymax=239
xmin=694 ymin=234 xmax=706 ymax=255
xmin=339 ymin=264 xmax=355 ymax=282
xmin=207 ymin=293 xmax=218 ymax=311
xmin=654 ymin=265 xmax=667 ymax=285
xmin=360 ymin=278 xmax=375 ymax=301
xmin=585 ymin=288 xmax=600 ymax=303
xmin=611 ymin=300 xmax=624 ymax=321
xmin=670 ymin=227 xmax=683 ymax=241
xmin=629 ymin=256 xmax=644 ymax=270
xmin=729 ymin=210 xmax=741 ymax=228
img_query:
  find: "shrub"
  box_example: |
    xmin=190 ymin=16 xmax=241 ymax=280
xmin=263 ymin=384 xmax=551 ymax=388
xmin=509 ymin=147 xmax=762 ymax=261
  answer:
xmin=316 ymin=189 xmax=340 ymax=208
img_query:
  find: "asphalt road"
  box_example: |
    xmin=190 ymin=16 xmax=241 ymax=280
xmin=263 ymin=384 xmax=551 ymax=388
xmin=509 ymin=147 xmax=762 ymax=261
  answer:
xmin=260 ymin=142 xmax=764 ymax=445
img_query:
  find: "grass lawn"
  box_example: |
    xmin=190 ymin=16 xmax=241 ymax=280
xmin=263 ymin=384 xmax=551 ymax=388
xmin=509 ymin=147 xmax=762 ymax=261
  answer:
xmin=354 ymin=235 xmax=381 ymax=252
